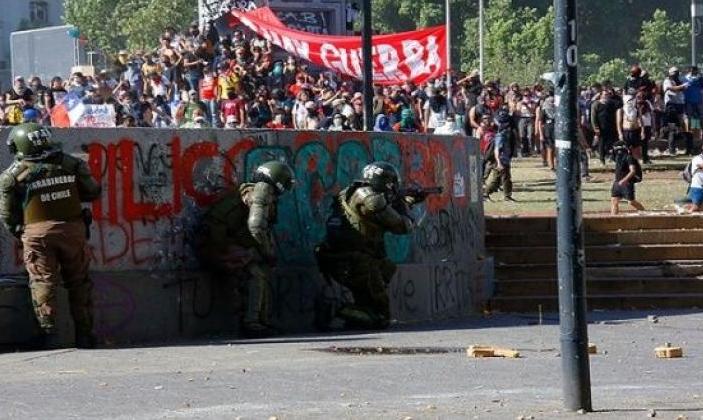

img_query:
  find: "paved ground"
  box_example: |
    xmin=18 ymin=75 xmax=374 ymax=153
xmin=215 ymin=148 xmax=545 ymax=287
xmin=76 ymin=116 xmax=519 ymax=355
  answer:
xmin=1 ymin=310 xmax=702 ymax=420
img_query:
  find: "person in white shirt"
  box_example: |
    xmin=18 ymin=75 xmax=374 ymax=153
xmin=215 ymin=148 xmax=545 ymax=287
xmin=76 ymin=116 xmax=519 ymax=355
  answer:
xmin=433 ymin=114 xmax=462 ymax=135
xmin=686 ymin=152 xmax=703 ymax=212
xmin=663 ymin=67 xmax=687 ymax=130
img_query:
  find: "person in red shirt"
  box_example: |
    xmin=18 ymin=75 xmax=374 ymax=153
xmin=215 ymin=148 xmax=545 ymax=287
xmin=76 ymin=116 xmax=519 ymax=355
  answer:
xmin=199 ymin=67 xmax=219 ymax=126
xmin=220 ymin=90 xmax=247 ymax=128
xmin=266 ymin=110 xmax=289 ymax=129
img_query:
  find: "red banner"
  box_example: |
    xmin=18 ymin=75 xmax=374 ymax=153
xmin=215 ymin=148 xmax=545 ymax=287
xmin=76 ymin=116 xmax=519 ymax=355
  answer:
xmin=231 ymin=7 xmax=447 ymax=86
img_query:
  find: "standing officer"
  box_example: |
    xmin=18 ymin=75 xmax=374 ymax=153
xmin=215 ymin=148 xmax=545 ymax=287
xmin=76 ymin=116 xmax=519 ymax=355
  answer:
xmin=0 ymin=123 xmax=102 ymax=349
xmin=198 ymin=161 xmax=294 ymax=338
xmin=316 ymin=162 xmax=424 ymax=330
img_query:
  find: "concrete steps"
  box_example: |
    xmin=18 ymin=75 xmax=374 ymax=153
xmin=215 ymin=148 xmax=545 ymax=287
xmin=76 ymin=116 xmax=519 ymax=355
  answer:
xmin=489 ymin=294 xmax=703 ymax=313
xmin=495 ymin=277 xmax=703 ymax=297
xmin=492 ymin=244 xmax=703 ymax=265
xmin=486 ymin=215 xmax=703 ymax=313
xmin=487 ymin=229 xmax=703 ymax=248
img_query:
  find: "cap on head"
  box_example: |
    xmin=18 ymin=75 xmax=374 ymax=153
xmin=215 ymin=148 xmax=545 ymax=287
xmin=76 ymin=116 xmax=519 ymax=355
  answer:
xmin=669 ymin=66 xmax=680 ymax=76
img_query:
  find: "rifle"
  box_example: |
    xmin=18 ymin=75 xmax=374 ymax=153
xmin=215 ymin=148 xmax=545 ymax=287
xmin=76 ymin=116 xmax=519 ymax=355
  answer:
xmin=397 ymin=186 xmax=444 ymax=202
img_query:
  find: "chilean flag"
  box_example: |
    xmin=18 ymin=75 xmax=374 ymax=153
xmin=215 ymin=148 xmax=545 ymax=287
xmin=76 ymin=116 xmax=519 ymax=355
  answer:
xmin=50 ymin=90 xmax=85 ymax=128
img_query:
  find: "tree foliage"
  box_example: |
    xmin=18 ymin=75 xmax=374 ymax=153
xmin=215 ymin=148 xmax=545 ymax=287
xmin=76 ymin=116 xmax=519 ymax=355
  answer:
xmin=632 ymin=9 xmax=690 ymax=77
xmin=64 ymin=0 xmax=693 ymax=86
xmin=64 ymin=0 xmax=198 ymax=54
xmin=587 ymin=58 xmax=629 ymax=87
xmin=461 ymin=0 xmax=554 ymax=85
xmin=372 ymin=0 xmax=691 ymax=84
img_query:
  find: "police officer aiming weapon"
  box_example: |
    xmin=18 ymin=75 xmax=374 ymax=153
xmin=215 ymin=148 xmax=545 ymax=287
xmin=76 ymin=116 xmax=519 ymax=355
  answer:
xmin=315 ymin=161 xmax=442 ymax=330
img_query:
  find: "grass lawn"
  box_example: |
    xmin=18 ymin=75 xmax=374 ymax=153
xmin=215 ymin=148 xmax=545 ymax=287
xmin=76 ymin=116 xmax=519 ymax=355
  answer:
xmin=483 ymin=154 xmax=693 ymax=216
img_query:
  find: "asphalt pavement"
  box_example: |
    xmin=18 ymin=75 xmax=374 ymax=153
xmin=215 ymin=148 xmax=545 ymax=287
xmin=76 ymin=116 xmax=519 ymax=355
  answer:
xmin=1 ymin=310 xmax=702 ymax=419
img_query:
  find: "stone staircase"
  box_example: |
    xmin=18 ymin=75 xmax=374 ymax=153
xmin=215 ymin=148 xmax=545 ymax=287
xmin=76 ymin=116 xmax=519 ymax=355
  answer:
xmin=486 ymin=215 xmax=703 ymax=312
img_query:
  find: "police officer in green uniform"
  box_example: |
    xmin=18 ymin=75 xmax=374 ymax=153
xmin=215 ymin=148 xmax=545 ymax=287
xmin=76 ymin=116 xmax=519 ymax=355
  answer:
xmin=0 ymin=123 xmax=102 ymax=349
xmin=316 ymin=162 xmax=423 ymax=330
xmin=198 ymin=161 xmax=294 ymax=338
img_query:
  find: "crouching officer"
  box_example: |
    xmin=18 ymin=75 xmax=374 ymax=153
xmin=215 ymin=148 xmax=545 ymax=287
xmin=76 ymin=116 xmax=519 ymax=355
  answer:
xmin=0 ymin=123 xmax=102 ymax=349
xmin=316 ymin=162 xmax=423 ymax=330
xmin=198 ymin=161 xmax=294 ymax=338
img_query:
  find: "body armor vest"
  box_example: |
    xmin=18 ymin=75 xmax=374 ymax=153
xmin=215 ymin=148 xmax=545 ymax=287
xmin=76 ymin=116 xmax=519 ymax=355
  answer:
xmin=202 ymin=184 xmax=276 ymax=249
xmin=326 ymin=184 xmax=387 ymax=258
xmin=21 ymin=162 xmax=82 ymax=224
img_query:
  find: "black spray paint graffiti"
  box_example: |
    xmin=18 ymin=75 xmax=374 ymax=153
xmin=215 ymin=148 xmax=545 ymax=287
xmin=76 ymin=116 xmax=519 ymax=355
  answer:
xmin=275 ymin=11 xmax=330 ymax=34
xmin=414 ymin=206 xmax=477 ymax=259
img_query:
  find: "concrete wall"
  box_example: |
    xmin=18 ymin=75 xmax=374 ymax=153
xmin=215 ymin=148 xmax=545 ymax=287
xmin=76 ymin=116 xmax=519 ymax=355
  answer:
xmin=0 ymin=129 xmax=485 ymax=345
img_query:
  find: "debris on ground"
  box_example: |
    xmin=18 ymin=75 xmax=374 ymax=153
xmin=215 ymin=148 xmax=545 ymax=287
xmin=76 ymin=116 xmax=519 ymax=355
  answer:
xmin=467 ymin=345 xmax=520 ymax=358
xmin=655 ymin=343 xmax=683 ymax=358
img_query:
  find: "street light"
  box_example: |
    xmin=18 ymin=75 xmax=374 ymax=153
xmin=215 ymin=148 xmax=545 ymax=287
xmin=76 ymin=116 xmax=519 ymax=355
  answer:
xmin=446 ymin=0 xmax=451 ymax=97
xmin=361 ymin=0 xmax=373 ymax=131
xmin=692 ymin=0 xmax=702 ymax=66
xmin=479 ymin=0 xmax=484 ymax=80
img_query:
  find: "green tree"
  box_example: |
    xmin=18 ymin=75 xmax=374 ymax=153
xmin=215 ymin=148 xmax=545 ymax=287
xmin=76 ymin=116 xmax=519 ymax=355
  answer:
xmin=64 ymin=0 xmax=197 ymax=54
xmin=632 ymin=9 xmax=689 ymax=74
xmin=590 ymin=58 xmax=629 ymax=87
xmin=461 ymin=0 xmax=553 ymax=85
xmin=580 ymin=53 xmax=603 ymax=85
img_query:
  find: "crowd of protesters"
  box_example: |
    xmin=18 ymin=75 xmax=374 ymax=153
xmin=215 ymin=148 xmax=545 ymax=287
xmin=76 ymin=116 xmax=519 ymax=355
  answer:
xmin=5 ymin=21 xmax=703 ymax=201
xmin=1 ymin=16 xmax=699 ymax=145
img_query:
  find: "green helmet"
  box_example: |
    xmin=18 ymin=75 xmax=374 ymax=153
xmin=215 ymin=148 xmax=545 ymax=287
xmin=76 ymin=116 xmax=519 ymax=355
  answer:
xmin=7 ymin=123 xmax=60 ymax=161
xmin=362 ymin=161 xmax=400 ymax=193
xmin=252 ymin=160 xmax=295 ymax=193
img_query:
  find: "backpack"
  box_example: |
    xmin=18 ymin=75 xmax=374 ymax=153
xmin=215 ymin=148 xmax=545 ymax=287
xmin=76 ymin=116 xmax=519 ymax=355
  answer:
xmin=480 ymin=130 xmax=496 ymax=162
xmin=683 ymin=162 xmax=693 ymax=184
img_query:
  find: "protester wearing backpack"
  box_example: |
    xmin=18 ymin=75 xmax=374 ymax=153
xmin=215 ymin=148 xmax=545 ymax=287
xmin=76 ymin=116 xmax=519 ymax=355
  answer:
xmin=685 ymin=152 xmax=703 ymax=212
xmin=483 ymin=110 xmax=516 ymax=202
xmin=537 ymin=89 xmax=557 ymax=171
xmin=610 ymin=141 xmax=645 ymax=215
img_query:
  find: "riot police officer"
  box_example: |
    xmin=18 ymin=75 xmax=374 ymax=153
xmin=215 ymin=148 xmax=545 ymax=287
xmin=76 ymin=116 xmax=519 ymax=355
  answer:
xmin=0 ymin=123 xmax=102 ymax=349
xmin=198 ymin=160 xmax=294 ymax=338
xmin=316 ymin=162 xmax=423 ymax=330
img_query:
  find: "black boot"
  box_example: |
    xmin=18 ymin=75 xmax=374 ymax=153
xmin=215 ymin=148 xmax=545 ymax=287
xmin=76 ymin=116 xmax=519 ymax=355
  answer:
xmin=27 ymin=330 xmax=62 ymax=350
xmin=241 ymin=322 xmax=281 ymax=339
xmin=75 ymin=331 xmax=97 ymax=349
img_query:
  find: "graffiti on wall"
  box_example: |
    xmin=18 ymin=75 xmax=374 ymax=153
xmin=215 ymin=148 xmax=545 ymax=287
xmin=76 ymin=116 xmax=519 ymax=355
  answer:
xmin=0 ymin=128 xmax=484 ymax=334
xmin=30 ymin=130 xmax=481 ymax=271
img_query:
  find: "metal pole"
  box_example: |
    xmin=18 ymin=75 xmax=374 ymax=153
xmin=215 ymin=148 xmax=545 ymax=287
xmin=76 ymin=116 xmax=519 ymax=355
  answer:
xmin=361 ymin=0 xmax=374 ymax=131
xmin=478 ymin=0 xmax=484 ymax=81
xmin=693 ymin=0 xmax=698 ymax=66
xmin=445 ymin=0 xmax=451 ymax=97
xmin=198 ymin=0 xmax=205 ymax=29
xmin=554 ymin=0 xmax=592 ymax=412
